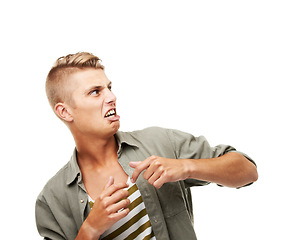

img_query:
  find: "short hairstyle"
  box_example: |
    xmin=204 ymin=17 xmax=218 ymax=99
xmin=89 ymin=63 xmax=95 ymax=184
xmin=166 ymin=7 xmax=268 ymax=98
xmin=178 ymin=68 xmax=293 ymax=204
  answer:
xmin=46 ymin=52 xmax=104 ymax=109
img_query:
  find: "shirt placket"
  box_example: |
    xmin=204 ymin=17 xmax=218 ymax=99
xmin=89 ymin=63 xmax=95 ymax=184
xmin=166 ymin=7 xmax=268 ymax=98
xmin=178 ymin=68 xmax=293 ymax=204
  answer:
xmin=77 ymin=174 xmax=91 ymax=223
xmin=117 ymin=144 xmax=170 ymax=240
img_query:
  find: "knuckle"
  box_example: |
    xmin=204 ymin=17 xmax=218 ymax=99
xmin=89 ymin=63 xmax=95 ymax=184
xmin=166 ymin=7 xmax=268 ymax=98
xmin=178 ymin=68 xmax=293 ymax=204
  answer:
xmin=105 ymin=208 xmax=112 ymax=215
xmin=134 ymin=165 xmax=141 ymax=171
xmin=143 ymin=172 xmax=148 ymax=180
xmin=108 ymin=214 xmax=116 ymax=221
xmin=126 ymin=198 xmax=131 ymax=205
xmin=125 ymin=190 xmax=130 ymax=197
xmin=113 ymin=183 xmax=120 ymax=189
xmin=101 ymin=199 xmax=108 ymax=208
xmin=153 ymin=161 xmax=161 ymax=167
xmin=120 ymin=189 xmax=127 ymax=198
xmin=163 ymin=171 xmax=170 ymax=181
xmin=122 ymin=199 xmax=130 ymax=208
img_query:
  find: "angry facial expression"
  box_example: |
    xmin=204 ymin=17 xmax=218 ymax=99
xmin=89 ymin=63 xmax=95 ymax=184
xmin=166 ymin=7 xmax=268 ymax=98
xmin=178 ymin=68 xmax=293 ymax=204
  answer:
xmin=65 ymin=68 xmax=120 ymax=138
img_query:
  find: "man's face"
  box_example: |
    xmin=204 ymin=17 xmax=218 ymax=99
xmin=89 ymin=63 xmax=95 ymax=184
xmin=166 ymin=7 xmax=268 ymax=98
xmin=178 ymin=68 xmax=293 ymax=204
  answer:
xmin=65 ymin=68 xmax=120 ymax=138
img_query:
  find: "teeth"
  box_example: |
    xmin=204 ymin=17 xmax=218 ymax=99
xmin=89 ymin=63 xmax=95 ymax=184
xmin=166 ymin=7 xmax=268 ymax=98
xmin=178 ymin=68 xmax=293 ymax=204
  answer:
xmin=105 ymin=109 xmax=115 ymax=117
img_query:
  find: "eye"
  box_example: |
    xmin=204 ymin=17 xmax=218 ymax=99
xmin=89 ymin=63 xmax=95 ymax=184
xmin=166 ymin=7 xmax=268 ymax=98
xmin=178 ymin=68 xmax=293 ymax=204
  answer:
xmin=108 ymin=85 xmax=112 ymax=91
xmin=89 ymin=89 xmax=100 ymax=96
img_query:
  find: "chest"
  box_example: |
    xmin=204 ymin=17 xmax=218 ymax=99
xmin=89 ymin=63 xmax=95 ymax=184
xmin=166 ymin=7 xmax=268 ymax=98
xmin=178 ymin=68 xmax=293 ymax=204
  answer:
xmin=82 ymin=162 xmax=128 ymax=200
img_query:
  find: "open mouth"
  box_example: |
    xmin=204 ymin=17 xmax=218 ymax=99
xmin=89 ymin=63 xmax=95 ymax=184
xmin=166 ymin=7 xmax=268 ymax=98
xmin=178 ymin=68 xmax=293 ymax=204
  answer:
xmin=105 ymin=109 xmax=116 ymax=118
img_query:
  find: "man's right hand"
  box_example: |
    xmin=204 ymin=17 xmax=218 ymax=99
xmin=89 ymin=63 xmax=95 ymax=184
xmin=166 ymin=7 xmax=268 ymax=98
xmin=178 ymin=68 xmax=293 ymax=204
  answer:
xmin=76 ymin=176 xmax=130 ymax=240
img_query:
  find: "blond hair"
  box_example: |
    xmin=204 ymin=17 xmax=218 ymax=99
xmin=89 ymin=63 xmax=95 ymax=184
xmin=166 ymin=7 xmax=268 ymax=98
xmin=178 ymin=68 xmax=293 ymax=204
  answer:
xmin=46 ymin=52 xmax=104 ymax=109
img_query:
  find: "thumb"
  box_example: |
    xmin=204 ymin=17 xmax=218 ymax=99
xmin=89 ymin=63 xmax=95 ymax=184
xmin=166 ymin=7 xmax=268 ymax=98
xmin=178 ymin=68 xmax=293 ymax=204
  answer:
xmin=129 ymin=161 xmax=142 ymax=168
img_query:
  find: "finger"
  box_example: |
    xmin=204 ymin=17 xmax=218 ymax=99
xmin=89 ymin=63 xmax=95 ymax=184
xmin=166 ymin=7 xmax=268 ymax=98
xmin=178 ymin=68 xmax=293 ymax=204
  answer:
xmin=143 ymin=159 xmax=163 ymax=180
xmin=153 ymin=172 xmax=168 ymax=189
xmin=100 ymin=189 xmax=129 ymax=209
xmin=104 ymin=176 xmax=114 ymax=190
xmin=129 ymin=161 xmax=142 ymax=168
xmin=110 ymin=188 xmax=130 ymax=205
xmin=107 ymin=198 xmax=130 ymax=214
xmin=110 ymin=208 xmax=130 ymax=223
xmin=131 ymin=164 xmax=147 ymax=183
xmin=147 ymin=167 xmax=163 ymax=185
xmin=131 ymin=158 xmax=153 ymax=183
xmin=100 ymin=182 xmax=129 ymax=200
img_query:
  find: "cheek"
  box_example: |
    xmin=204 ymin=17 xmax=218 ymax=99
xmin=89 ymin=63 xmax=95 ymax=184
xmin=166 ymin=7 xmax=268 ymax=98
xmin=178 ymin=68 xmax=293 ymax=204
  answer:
xmin=73 ymin=105 xmax=103 ymax=125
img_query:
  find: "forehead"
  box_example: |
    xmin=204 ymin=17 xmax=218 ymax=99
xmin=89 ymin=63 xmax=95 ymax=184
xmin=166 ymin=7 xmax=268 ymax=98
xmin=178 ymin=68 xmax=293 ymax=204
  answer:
xmin=67 ymin=68 xmax=110 ymax=91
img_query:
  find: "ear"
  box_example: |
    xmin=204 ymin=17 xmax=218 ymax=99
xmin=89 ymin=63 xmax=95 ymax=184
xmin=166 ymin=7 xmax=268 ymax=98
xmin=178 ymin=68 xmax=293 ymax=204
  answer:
xmin=54 ymin=103 xmax=73 ymax=122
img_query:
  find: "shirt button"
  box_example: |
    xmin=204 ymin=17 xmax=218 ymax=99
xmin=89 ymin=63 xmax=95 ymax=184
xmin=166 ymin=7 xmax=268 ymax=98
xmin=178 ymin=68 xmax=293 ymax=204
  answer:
xmin=80 ymin=199 xmax=84 ymax=203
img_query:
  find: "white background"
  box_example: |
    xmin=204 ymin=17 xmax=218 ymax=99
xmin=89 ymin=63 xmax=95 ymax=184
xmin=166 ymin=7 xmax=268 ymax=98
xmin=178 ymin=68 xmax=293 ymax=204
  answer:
xmin=1 ymin=1 xmax=306 ymax=239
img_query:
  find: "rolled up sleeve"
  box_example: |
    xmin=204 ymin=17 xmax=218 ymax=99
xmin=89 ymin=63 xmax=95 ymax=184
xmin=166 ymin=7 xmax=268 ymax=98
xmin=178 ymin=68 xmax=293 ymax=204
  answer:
xmin=166 ymin=129 xmax=255 ymax=187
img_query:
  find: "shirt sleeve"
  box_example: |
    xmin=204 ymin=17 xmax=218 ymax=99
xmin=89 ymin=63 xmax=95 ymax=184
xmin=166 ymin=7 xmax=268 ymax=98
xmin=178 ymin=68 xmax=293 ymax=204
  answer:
xmin=166 ymin=128 xmax=256 ymax=188
xmin=35 ymin=194 xmax=66 ymax=240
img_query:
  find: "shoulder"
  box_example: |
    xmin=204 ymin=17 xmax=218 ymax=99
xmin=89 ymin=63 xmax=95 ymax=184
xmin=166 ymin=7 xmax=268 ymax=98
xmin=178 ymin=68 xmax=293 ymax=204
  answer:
xmin=131 ymin=126 xmax=170 ymax=137
xmin=119 ymin=126 xmax=201 ymax=146
xmin=117 ymin=127 xmax=191 ymax=158
xmin=116 ymin=127 xmax=174 ymax=154
xmin=119 ymin=127 xmax=174 ymax=143
xmin=129 ymin=127 xmax=199 ymax=144
xmin=35 ymin=159 xmax=81 ymax=239
xmin=36 ymin=161 xmax=71 ymax=203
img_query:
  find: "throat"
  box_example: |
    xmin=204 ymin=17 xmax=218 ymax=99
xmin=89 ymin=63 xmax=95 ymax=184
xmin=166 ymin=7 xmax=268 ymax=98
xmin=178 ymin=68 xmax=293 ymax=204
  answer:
xmin=76 ymin=136 xmax=119 ymax=165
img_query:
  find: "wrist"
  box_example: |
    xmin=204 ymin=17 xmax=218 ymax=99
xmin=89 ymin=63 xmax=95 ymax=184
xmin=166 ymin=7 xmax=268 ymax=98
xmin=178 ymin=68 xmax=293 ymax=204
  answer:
xmin=76 ymin=220 xmax=100 ymax=240
xmin=183 ymin=158 xmax=196 ymax=179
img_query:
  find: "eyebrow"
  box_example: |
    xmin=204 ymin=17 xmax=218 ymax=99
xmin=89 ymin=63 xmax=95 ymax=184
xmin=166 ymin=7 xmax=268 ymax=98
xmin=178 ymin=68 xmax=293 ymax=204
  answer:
xmin=84 ymin=81 xmax=112 ymax=94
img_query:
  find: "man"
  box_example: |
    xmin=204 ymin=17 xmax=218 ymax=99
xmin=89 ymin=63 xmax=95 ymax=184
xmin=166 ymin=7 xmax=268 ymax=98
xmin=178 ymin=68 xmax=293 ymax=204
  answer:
xmin=36 ymin=52 xmax=258 ymax=240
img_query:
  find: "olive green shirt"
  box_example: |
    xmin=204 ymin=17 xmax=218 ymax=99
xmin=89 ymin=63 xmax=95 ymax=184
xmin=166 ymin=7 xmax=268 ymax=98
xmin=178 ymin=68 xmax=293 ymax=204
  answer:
xmin=35 ymin=127 xmax=255 ymax=240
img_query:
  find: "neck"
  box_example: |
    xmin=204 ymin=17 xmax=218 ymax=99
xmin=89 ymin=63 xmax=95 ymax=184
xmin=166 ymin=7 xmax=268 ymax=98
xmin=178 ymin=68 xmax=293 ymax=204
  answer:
xmin=74 ymin=133 xmax=119 ymax=168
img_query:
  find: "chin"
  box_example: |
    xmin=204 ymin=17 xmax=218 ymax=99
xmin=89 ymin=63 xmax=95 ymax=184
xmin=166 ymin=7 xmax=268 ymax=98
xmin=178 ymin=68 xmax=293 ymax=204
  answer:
xmin=111 ymin=121 xmax=120 ymax=133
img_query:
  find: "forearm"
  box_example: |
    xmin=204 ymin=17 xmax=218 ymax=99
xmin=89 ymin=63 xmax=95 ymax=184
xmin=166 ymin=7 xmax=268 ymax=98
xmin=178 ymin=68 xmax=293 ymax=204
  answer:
xmin=185 ymin=152 xmax=258 ymax=188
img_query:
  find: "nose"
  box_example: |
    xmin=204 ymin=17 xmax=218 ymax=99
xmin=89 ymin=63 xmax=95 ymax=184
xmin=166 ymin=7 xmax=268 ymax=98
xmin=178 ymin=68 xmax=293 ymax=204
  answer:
xmin=105 ymin=89 xmax=117 ymax=105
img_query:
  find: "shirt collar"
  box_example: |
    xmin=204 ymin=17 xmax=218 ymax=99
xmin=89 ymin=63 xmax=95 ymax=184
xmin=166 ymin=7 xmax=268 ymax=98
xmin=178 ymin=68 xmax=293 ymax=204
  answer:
xmin=65 ymin=131 xmax=139 ymax=185
xmin=66 ymin=148 xmax=81 ymax=185
xmin=115 ymin=131 xmax=139 ymax=149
